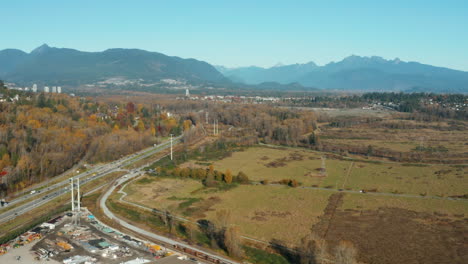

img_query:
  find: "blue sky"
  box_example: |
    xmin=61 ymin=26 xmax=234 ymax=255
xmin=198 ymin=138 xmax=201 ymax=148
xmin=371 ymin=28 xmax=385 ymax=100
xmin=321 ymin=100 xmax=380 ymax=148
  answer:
xmin=2 ymin=0 xmax=468 ymax=70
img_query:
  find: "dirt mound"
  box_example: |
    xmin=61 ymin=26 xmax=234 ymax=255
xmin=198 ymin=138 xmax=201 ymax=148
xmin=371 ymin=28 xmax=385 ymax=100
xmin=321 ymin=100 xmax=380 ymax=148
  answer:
xmin=264 ymin=152 xmax=305 ymax=168
xmin=251 ymin=210 xmax=292 ymax=221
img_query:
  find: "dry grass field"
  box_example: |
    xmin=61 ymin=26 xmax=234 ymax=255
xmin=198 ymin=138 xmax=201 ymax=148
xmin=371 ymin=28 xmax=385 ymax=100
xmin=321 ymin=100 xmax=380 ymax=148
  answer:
xmin=125 ymin=177 xmax=331 ymax=244
xmin=120 ymin=144 xmax=468 ymax=263
xmin=320 ymin=118 xmax=468 ymax=161
xmin=208 ymin=146 xmax=467 ymax=196
xmin=341 ymin=192 xmax=467 ymax=216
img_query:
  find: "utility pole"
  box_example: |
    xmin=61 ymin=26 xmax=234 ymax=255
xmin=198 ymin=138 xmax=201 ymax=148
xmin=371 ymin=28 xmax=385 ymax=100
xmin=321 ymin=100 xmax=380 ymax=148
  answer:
xmin=77 ymin=178 xmax=80 ymax=212
xmin=205 ymin=112 xmax=208 ymax=124
xmin=70 ymin=178 xmax=74 ymax=213
xmin=170 ymin=134 xmax=173 ymax=160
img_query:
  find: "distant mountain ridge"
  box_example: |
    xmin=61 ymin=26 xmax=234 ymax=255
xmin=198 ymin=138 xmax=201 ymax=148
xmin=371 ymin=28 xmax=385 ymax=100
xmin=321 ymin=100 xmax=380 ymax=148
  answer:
xmin=218 ymin=56 xmax=468 ymax=93
xmin=1 ymin=45 xmax=467 ymax=93
xmin=216 ymin=62 xmax=318 ymax=84
xmin=0 ymin=44 xmax=227 ymax=85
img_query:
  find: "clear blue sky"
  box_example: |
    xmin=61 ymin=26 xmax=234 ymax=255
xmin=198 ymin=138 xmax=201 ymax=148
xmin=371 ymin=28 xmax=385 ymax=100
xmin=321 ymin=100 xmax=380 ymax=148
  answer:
xmin=2 ymin=0 xmax=468 ymax=70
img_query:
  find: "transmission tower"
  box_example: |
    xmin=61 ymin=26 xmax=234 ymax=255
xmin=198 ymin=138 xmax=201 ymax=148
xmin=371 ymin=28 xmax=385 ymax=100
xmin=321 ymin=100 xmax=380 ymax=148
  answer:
xmin=321 ymin=156 xmax=327 ymax=176
xmin=76 ymin=178 xmax=81 ymax=226
xmin=70 ymin=177 xmax=81 ymax=226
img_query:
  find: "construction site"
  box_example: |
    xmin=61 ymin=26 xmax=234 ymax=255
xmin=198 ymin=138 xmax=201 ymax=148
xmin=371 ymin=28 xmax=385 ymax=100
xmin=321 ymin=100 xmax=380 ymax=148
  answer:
xmin=0 ymin=177 xmax=197 ymax=264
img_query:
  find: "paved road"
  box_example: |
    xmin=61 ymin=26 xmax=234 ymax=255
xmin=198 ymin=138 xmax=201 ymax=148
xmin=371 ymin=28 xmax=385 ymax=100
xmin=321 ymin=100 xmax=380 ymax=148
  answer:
xmin=100 ymin=159 xmax=239 ymax=264
xmin=0 ymin=137 xmax=181 ymax=224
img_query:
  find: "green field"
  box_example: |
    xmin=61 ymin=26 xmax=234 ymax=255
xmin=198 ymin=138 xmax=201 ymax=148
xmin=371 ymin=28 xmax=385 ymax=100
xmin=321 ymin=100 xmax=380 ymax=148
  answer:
xmin=210 ymin=146 xmax=467 ymax=196
xmin=212 ymin=146 xmax=349 ymax=187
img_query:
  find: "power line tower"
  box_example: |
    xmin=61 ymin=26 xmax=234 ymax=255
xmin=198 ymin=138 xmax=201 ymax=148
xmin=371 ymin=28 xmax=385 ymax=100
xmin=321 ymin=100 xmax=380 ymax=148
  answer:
xmin=205 ymin=112 xmax=209 ymax=124
xmin=321 ymin=156 xmax=327 ymax=177
xmin=170 ymin=134 xmax=173 ymax=160
xmin=213 ymin=120 xmax=217 ymax=135
xmin=70 ymin=178 xmax=74 ymax=212
xmin=76 ymin=178 xmax=81 ymax=226
xmin=70 ymin=177 xmax=81 ymax=226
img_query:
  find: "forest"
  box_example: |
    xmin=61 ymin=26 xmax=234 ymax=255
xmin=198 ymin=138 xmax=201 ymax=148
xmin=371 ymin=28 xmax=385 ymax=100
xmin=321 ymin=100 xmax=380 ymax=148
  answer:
xmin=0 ymin=82 xmax=185 ymax=196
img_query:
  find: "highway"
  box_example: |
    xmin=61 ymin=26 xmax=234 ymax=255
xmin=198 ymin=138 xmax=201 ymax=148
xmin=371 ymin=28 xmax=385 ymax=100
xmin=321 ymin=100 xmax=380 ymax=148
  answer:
xmin=0 ymin=136 xmax=181 ymax=224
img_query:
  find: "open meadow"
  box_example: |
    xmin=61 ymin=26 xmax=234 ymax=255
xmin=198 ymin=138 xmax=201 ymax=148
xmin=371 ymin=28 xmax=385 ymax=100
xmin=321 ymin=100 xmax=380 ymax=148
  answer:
xmin=124 ymin=177 xmax=331 ymax=244
xmin=209 ymin=146 xmax=467 ymax=197
xmin=123 ymin=146 xmax=467 ymax=250
xmin=110 ymin=104 xmax=468 ymax=264
xmin=319 ymin=116 xmax=468 ymax=164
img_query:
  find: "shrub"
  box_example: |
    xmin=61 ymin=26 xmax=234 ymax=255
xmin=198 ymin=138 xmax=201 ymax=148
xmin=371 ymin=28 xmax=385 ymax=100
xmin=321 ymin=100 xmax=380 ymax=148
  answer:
xmin=235 ymin=171 xmax=250 ymax=184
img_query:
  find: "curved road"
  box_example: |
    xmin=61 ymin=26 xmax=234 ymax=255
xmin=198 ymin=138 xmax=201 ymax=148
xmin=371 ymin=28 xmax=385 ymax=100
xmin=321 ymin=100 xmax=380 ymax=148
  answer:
xmin=99 ymin=160 xmax=239 ymax=264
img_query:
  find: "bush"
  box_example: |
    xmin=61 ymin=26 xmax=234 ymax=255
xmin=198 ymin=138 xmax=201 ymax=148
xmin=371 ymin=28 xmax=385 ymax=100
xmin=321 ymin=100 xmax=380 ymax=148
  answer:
xmin=278 ymin=179 xmax=300 ymax=187
xmin=243 ymin=246 xmax=289 ymax=264
xmin=235 ymin=171 xmax=250 ymax=184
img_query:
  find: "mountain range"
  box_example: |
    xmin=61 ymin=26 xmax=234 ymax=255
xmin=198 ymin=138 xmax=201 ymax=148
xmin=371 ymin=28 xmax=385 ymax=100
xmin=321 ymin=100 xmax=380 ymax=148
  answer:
xmin=0 ymin=44 xmax=467 ymax=93
xmin=0 ymin=44 xmax=226 ymax=85
xmin=217 ymin=56 xmax=468 ymax=93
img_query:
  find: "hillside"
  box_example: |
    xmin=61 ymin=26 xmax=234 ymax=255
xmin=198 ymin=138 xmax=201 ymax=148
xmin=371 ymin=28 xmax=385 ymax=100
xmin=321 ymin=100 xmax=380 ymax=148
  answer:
xmin=0 ymin=85 xmax=188 ymax=196
xmin=0 ymin=44 xmax=227 ymax=85
xmin=219 ymin=56 xmax=468 ymax=93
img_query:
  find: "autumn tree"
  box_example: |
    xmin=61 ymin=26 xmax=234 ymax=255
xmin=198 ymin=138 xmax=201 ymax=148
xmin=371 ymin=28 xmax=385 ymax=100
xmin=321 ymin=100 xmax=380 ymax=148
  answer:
xmin=308 ymin=132 xmax=320 ymax=146
xmin=335 ymin=241 xmax=357 ymax=264
xmin=150 ymin=123 xmax=156 ymax=137
xmin=299 ymin=234 xmax=328 ymax=264
xmin=184 ymin=221 xmax=198 ymax=241
xmin=214 ymin=170 xmax=223 ymax=181
xmin=0 ymin=154 xmax=11 ymax=170
xmin=235 ymin=171 xmax=249 ymax=184
xmin=165 ymin=210 xmax=174 ymax=233
xmin=137 ymin=120 xmax=145 ymax=132
xmin=224 ymin=226 xmax=243 ymax=258
xmin=203 ymin=171 xmax=217 ymax=187
xmin=126 ymin=102 xmax=135 ymax=113
xmin=183 ymin=119 xmax=192 ymax=131
xmin=224 ymin=169 xmax=233 ymax=184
